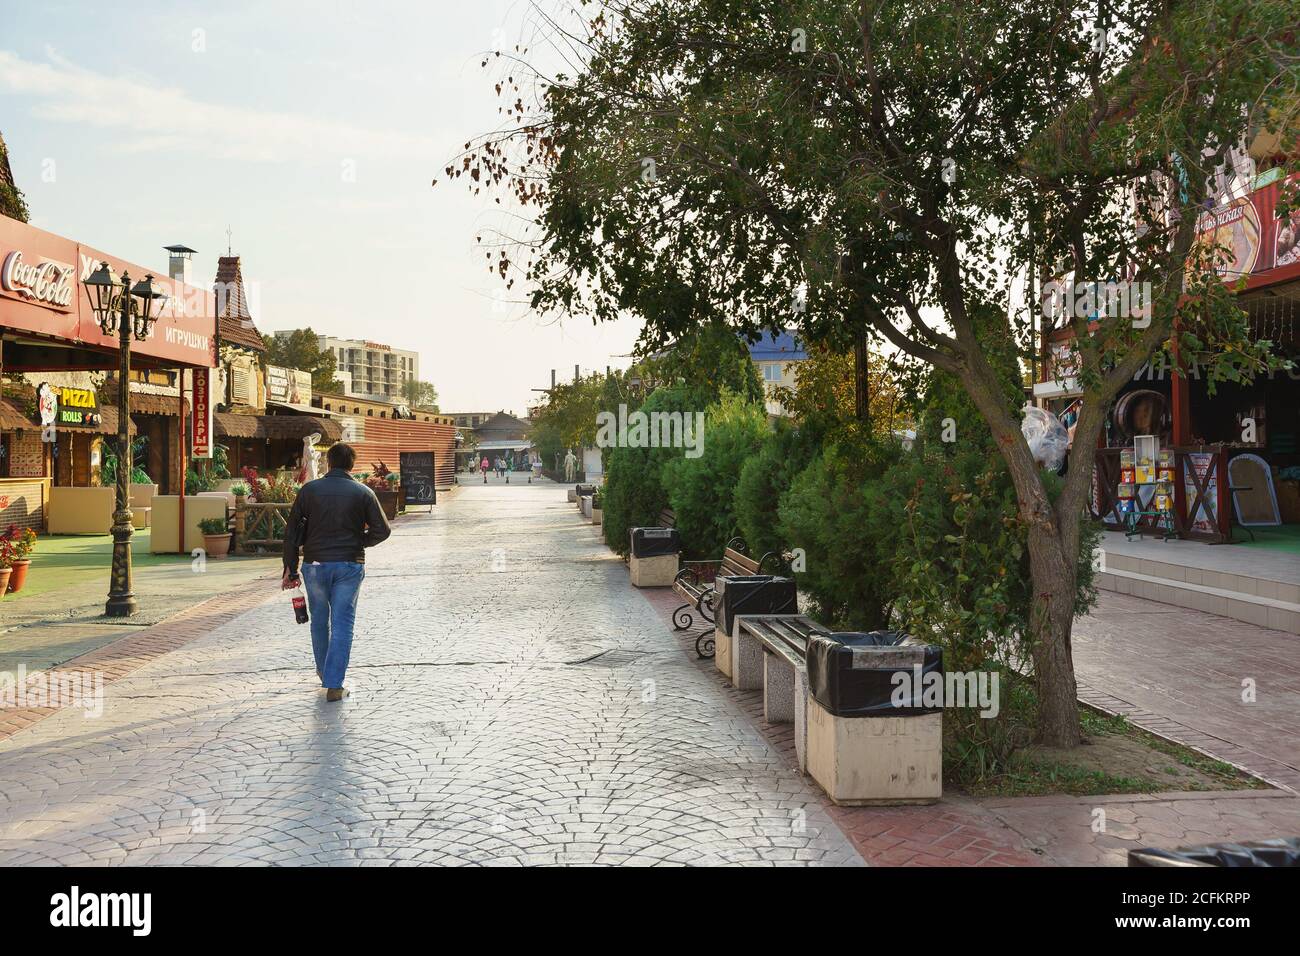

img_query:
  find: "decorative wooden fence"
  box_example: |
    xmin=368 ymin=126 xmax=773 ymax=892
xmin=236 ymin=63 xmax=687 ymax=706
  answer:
xmin=234 ymin=496 xmax=295 ymax=553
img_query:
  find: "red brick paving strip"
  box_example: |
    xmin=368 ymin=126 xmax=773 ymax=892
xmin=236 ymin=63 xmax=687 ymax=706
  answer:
xmin=0 ymin=580 xmax=280 ymax=743
xmin=631 ymin=571 xmax=1046 ymax=866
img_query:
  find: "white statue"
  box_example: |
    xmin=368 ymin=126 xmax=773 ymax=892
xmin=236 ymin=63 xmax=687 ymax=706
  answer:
xmin=301 ymin=433 xmax=323 ymax=482
xmin=563 ymin=447 xmax=578 ymax=482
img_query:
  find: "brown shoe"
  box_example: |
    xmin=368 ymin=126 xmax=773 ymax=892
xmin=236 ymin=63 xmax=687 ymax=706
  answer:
xmin=326 ymin=687 xmax=349 ymax=702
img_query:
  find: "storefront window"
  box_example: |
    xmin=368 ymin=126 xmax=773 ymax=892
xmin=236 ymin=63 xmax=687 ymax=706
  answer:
xmin=0 ymin=434 xmax=10 ymax=478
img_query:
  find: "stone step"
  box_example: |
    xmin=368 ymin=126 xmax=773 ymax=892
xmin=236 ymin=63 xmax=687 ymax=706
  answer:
xmin=1101 ymin=548 xmax=1300 ymax=604
xmin=1097 ymin=567 xmax=1300 ymax=634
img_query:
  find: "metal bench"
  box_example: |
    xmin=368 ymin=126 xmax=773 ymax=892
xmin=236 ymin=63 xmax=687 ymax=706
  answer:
xmin=671 ymin=537 xmax=767 ymax=658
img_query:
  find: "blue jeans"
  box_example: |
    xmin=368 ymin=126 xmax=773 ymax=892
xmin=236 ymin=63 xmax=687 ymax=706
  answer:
xmin=301 ymin=562 xmax=365 ymax=688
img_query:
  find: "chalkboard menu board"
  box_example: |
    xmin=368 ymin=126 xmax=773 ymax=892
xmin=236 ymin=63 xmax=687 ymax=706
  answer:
xmin=399 ymin=451 xmax=436 ymax=506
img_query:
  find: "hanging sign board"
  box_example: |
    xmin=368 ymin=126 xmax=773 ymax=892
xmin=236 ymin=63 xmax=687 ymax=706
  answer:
xmin=191 ymin=367 xmax=213 ymax=459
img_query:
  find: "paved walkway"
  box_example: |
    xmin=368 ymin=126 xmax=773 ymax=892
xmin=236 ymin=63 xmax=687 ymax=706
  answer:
xmin=0 ymin=481 xmax=860 ymax=866
xmin=3 ymin=481 xmax=1298 ymax=866
xmin=0 ymin=536 xmax=281 ymax=675
xmin=1073 ymin=591 xmax=1300 ymax=792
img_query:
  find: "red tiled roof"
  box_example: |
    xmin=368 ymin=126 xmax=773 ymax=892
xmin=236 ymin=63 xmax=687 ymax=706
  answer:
xmin=214 ymin=255 xmax=266 ymax=353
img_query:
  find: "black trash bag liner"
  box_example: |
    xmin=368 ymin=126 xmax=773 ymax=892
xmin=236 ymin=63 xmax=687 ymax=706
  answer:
xmin=807 ymin=630 xmax=944 ymax=718
xmin=1128 ymin=837 xmax=1300 ymax=867
xmin=630 ymin=526 xmax=682 ymax=557
xmin=575 ymin=484 xmax=597 ymax=497
xmin=715 ymin=575 xmax=797 ymax=637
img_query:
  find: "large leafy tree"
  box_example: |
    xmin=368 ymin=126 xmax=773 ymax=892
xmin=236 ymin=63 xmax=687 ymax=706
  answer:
xmin=0 ymin=131 xmax=28 ymax=222
xmin=530 ymin=371 xmax=613 ymax=466
xmin=452 ymin=0 xmax=1299 ymax=745
xmin=401 ymin=378 xmax=441 ymax=410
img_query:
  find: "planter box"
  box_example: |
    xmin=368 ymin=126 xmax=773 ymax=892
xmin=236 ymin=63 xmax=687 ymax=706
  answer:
xmin=592 ymin=507 xmax=603 ymax=526
xmin=151 ymin=496 xmax=228 ymax=554
xmin=48 ymin=486 xmax=115 ymax=535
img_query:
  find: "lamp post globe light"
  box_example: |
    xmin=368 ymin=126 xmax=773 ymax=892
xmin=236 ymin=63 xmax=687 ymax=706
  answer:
xmin=83 ymin=262 xmax=168 ymax=617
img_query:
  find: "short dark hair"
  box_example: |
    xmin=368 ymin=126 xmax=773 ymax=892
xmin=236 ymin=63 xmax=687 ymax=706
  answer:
xmin=327 ymin=442 xmax=356 ymax=471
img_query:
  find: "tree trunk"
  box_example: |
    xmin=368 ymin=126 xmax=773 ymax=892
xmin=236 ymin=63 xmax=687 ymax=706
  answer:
xmin=854 ymin=333 xmax=870 ymax=427
xmin=955 ymin=358 xmax=1085 ymax=747
xmin=1026 ymin=524 xmax=1083 ymax=746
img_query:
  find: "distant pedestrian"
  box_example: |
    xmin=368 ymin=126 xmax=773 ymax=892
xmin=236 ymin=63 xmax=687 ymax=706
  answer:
xmin=480 ymin=456 xmax=489 ymax=483
xmin=282 ymin=442 xmax=392 ymax=702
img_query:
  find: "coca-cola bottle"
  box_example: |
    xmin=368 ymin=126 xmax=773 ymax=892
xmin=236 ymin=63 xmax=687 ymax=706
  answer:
xmin=290 ymin=582 xmax=309 ymax=625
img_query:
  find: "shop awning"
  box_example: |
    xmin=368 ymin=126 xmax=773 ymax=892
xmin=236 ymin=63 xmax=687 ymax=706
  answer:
xmin=214 ymin=412 xmax=342 ymax=443
xmin=0 ymin=397 xmax=34 ymax=431
xmin=213 ymin=411 xmax=260 ymax=438
xmin=263 ymin=415 xmax=343 ymax=442
xmin=0 ymin=392 xmax=133 ymax=434
xmin=267 ymin=400 xmax=341 ymax=417
xmin=130 ymin=392 xmax=190 ymax=417
xmin=474 ymin=440 xmax=533 ymax=452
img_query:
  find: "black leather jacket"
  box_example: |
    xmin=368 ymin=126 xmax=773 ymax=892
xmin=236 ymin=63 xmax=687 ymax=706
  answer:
xmin=283 ymin=468 xmax=392 ymax=574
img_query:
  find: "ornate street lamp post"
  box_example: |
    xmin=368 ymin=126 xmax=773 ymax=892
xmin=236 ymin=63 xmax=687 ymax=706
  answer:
xmin=83 ymin=263 xmax=167 ymax=617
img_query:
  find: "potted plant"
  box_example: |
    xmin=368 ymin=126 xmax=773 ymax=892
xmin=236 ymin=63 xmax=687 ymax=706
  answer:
xmin=363 ymin=469 xmax=400 ymax=520
xmin=0 ymin=531 xmax=14 ymax=597
xmin=198 ymin=516 xmax=232 ymax=558
xmin=3 ymin=525 xmax=36 ymax=593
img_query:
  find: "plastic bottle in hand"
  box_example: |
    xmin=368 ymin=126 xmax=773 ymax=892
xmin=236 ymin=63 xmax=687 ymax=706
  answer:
xmin=289 ymin=581 xmax=309 ymax=624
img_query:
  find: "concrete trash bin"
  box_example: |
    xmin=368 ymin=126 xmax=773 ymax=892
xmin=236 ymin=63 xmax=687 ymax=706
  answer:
xmin=714 ymin=575 xmax=798 ymax=641
xmin=805 ymin=631 xmax=943 ymax=805
xmin=629 ymin=527 xmax=680 ymax=587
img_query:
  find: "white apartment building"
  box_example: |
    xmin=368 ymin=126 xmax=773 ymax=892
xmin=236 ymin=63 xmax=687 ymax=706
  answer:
xmin=315 ymin=335 xmax=419 ymax=402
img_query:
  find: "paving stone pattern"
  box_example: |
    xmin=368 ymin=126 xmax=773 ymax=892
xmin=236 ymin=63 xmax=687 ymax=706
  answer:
xmin=0 ymin=482 xmax=862 ymax=866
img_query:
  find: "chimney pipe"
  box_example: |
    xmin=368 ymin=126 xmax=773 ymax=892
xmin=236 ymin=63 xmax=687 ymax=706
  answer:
xmin=574 ymin=364 xmax=579 ymax=383
xmin=164 ymin=244 xmax=196 ymax=285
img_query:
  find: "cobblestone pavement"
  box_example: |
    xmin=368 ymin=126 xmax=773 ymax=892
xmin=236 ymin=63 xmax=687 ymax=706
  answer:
xmin=0 ymin=481 xmax=862 ymax=866
xmin=637 ymin=548 xmax=1300 ymax=866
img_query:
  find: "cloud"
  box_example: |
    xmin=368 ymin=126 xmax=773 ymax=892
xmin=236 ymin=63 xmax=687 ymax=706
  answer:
xmin=0 ymin=47 xmax=440 ymax=163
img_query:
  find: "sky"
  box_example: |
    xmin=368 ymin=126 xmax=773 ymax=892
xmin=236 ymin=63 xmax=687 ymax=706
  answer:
xmin=0 ymin=0 xmax=641 ymax=415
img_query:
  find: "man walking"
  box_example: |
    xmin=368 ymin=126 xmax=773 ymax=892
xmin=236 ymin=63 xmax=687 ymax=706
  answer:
xmin=282 ymin=442 xmax=391 ymax=701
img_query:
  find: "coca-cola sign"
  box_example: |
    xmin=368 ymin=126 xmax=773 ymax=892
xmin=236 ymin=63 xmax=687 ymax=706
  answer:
xmin=1 ymin=249 xmax=75 ymax=310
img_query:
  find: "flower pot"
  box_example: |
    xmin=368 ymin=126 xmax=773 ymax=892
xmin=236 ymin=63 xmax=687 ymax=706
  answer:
xmin=202 ymin=533 xmax=232 ymax=558
xmin=375 ymin=489 xmax=400 ymax=520
xmin=0 ymin=568 xmax=11 ymax=597
xmin=5 ymin=559 xmax=30 ymax=593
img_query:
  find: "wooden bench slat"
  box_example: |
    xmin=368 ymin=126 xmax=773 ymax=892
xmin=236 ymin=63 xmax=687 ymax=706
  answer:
xmin=737 ymin=614 xmax=821 ymax=664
